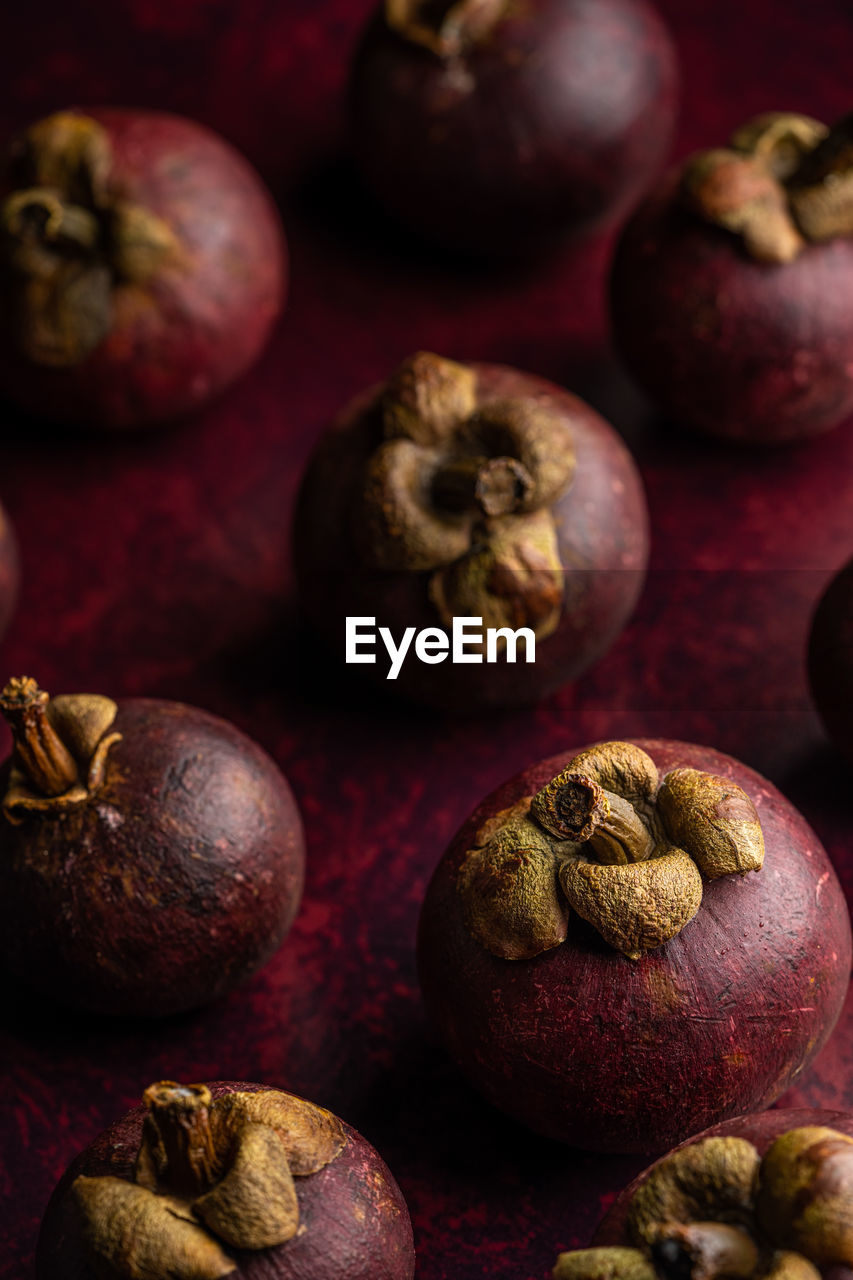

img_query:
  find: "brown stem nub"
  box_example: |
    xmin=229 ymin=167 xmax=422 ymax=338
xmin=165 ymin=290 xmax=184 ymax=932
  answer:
xmin=385 ymin=0 xmax=509 ymax=57
xmin=531 ymin=772 xmax=655 ymax=864
xmin=432 ymin=455 xmax=534 ymax=517
xmin=1 ymin=188 xmax=100 ymax=253
xmin=651 ymin=1223 xmax=759 ymax=1280
xmin=141 ymin=1082 xmax=222 ymax=1198
xmin=0 ymin=677 xmax=79 ymax=796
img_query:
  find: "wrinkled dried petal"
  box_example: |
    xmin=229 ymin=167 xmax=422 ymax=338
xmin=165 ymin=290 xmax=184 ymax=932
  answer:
xmin=17 ymin=112 xmax=112 ymax=207
xmin=764 ymin=1252 xmax=822 ymax=1280
xmin=650 ymin=1221 xmax=759 ymax=1279
xmin=627 ymin=1137 xmax=761 ymax=1247
xmin=359 ymin=438 xmax=472 ymax=571
xmin=13 ymin=258 xmax=113 ymax=365
xmin=382 ymin=351 xmax=477 ymax=446
xmin=552 ymin=1246 xmax=656 ymax=1279
xmin=71 ymin=1176 xmax=235 ymax=1279
xmin=657 ymin=768 xmax=764 ymax=879
xmin=429 ymin=510 xmax=563 ymax=643
xmin=788 ymin=115 xmax=853 ymax=243
xmin=552 ymin=743 xmax=660 ymax=813
xmin=560 ymin=848 xmax=702 ymax=958
xmin=48 ymin=694 xmax=118 ymax=764
xmin=212 ymin=1089 xmax=347 ymax=1177
xmin=756 ymin=1127 xmax=853 ymax=1266
xmin=681 ymin=148 xmax=805 ymax=264
xmin=194 ymin=1121 xmax=299 ymax=1249
xmin=458 ymin=817 xmax=568 ymax=959
xmin=110 ymin=201 xmax=181 ymax=284
xmin=464 ymin=396 xmax=576 ymax=512
xmin=731 ymin=112 xmax=828 ymax=180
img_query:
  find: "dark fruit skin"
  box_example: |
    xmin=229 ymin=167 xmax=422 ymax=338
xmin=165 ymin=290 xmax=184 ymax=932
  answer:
xmin=611 ymin=170 xmax=853 ymax=444
xmin=417 ymin=739 xmax=852 ymax=1153
xmin=294 ymin=363 xmax=649 ymax=710
xmin=35 ymin=1081 xmax=416 ymax=1280
xmin=0 ymin=502 xmax=18 ymax=641
xmin=0 ymin=700 xmax=304 ymax=1017
xmin=348 ymin=0 xmax=678 ymax=255
xmin=810 ymin=557 xmax=853 ymax=763
xmin=0 ymin=109 xmax=287 ymax=429
xmin=594 ymin=1107 xmax=853 ymax=1253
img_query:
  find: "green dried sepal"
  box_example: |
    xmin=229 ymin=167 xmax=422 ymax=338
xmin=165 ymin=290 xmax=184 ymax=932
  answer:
xmin=764 ymin=1252 xmax=822 ymax=1280
xmin=211 ymin=1089 xmax=347 ymax=1177
xmin=755 ymin=1127 xmax=853 ymax=1266
xmin=657 ymin=768 xmax=764 ymax=879
xmin=457 ymin=816 xmax=568 ymax=959
xmin=535 ymin=743 xmax=659 ymax=827
xmin=627 ymin=1136 xmax=761 ymax=1247
xmin=382 ymin=351 xmax=477 ymax=446
xmin=553 ymin=1247 xmax=656 ymax=1279
xmin=559 ymin=847 xmax=702 ymax=958
xmin=193 ymin=1121 xmax=299 ymax=1249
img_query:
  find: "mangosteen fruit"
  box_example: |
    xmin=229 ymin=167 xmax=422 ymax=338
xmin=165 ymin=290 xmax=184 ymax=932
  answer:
xmin=0 ymin=108 xmax=287 ymax=428
xmin=36 ymin=1078 xmax=416 ymax=1280
xmin=612 ymin=111 xmax=853 ymax=443
xmin=348 ymin=0 xmax=678 ymax=255
xmin=565 ymin=1107 xmax=853 ymax=1278
xmin=417 ymin=739 xmax=852 ymax=1152
xmin=293 ymin=352 xmax=649 ymax=709
xmin=0 ymin=677 xmax=304 ymax=1016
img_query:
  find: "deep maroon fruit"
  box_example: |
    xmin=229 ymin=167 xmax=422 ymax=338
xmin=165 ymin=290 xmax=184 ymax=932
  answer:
xmin=417 ymin=738 xmax=851 ymax=1153
xmin=575 ymin=1108 xmax=853 ymax=1279
xmin=0 ymin=500 xmax=18 ymax=641
xmin=36 ymin=1079 xmax=416 ymax=1280
xmin=810 ymin=556 xmax=853 ymax=763
xmin=294 ymin=352 xmax=649 ymax=709
xmin=0 ymin=677 xmax=304 ymax=1016
xmin=348 ymin=0 xmax=678 ymax=255
xmin=0 ymin=109 xmax=287 ymax=428
xmin=612 ymin=111 xmax=853 ymax=443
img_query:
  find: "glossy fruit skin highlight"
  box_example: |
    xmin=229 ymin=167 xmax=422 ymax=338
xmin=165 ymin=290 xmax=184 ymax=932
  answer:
xmin=348 ymin=0 xmax=678 ymax=255
xmin=0 ymin=503 xmax=18 ymax=641
xmin=611 ymin=170 xmax=853 ymax=444
xmin=294 ymin=361 xmax=649 ymax=710
xmin=35 ymin=1081 xmax=416 ymax=1280
xmin=0 ymin=699 xmax=304 ymax=1017
xmin=594 ymin=1107 xmax=853 ymax=1250
xmin=0 ymin=109 xmax=287 ymax=429
xmin=417 ymin=739 xmax=851 ymax=1153
xmin=810 ymin=556 xmax=853 ymax=763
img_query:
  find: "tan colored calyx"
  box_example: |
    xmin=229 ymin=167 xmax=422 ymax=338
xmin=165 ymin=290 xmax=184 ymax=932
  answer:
xmin=681 ymin=111 xmax=853 ymax=263
xmin=0 ymin=676 xmax=121 ymax=823
xmin=755 ymin=1127 xmax=853 ymax=1267
xmin=385 ymin=0 xmax=510 ymax=58
xmin=0 ymin=111 xmax=179 ymax=366
xmin=72 ymin=1080 xmax=348 ymax=1279
xmin=358 ymin=352 xmax=576 ymax=647
xmin=457 ymin=741 xmax=764 ymax=960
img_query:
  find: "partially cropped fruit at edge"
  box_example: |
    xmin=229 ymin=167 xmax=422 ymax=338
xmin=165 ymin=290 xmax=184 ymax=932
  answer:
xmin=563 ymin=1108 xmax=853 ymax=1278
xmin=294 ymin=352 xmax=649 ymax=709
xmin=612 ymin=111 xmax=853 ymax=443
xmin=0 ymin=677 xmax=304 ymax=1015
xmin=0 ymin=109 xmax=287 ymax=428
xmin=0 ymin=501 xmax=18 ymax=641
xmin=36 ymin=1078 xmax=416 ymax=1280
xmin=417 ymin=739 xmax=851 ymax=1152
xmin=348 ymin=0 xmax=678 ymax=255
xmin=810 ymin=556 xmax=853 ymax=764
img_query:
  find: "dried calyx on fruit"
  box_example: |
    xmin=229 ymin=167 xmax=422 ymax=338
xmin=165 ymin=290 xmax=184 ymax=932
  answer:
xmin=681 ymin=111 xmax=853 ymax=265
xmin=359 ymin=351 xmax=575 ymax=647
xmin=0 ymin=675 xmax=121 ymax=820
xmin=458 ymin=741 xmax=764 ymax=960
xmin=384 ymin=0 xmax=509 ymax=58
xmin=0 ymin=112 xmax=179 ymax=366
xmin=555 ymin=1125 xmax=853 ymax=1278
xmin=70 ymin=1081 xmax=347 ymax=1278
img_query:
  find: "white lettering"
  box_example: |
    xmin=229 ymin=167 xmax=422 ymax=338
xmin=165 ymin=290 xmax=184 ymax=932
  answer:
xmin=346 ymin=617 xmax=377 ymax=663
xmin=415 ymin=628 xmax=449 ymax=664
xmin=453 ymin=616 xmax=484 ymax=664
xmin=486 ymin=627 xmax=535 ymax=664
xmin=379 ymin=626 xmax=416 ymax=680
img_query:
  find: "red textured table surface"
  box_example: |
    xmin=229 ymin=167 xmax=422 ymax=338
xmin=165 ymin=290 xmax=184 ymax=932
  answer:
xmin=2 ymin=2 xmax=853 ymax=1277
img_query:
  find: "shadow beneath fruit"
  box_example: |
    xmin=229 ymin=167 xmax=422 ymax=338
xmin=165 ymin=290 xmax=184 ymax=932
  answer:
xmin=778 ymin=742 xmax=853 ymax=903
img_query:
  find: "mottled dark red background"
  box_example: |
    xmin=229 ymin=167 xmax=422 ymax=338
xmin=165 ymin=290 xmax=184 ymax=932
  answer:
xmin=2 ymin=2 xmax=853 ymax=1277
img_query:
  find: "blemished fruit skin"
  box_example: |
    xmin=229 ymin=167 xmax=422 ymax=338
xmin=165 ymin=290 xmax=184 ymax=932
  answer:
xmin=0 ymin=503 xmax=18 ymax=641
xmin=348 ymin=0 xmax=678 ymax=255
xmin=294 ymin=362 xmax=649 ymax=710
xmin=0 ymin=108 xmax=287 ymax=429
xmin=0 ymin=700 xmax=305 ymax=1017
xmin=35 ymin=1081 xmax=417 ymax=1280
xmin=611 ymin=170 xmax=853 ymax=444
xmin=417 ymin=739 xmax=852 ymax=1154
xmin=810 ymin=557 xmax=853 ymax=763
xmin=593 ymin=1107 xmax=853 ymax=1248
